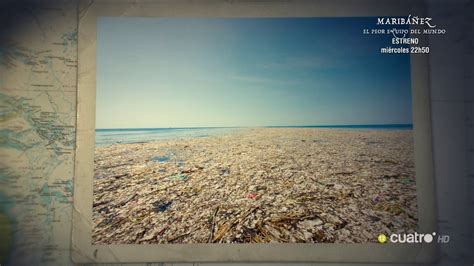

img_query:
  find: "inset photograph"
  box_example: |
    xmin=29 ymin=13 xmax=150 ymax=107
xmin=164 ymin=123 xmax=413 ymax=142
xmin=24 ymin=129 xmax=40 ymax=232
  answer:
xmin=92 ymin=17 xmax=417 ymax=244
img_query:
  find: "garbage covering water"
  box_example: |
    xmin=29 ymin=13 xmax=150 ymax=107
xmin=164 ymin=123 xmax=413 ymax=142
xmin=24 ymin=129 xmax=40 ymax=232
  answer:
xmin=92 ymin=128 xmax=418 ymax=244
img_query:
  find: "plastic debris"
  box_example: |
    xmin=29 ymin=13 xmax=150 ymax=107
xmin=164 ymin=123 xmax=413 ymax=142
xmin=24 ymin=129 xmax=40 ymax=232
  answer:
xmin=151 ymin=155 xmax=171 ymax=162
xmin=153 ymin=200 xmax=172 ymax=212
xmin=169 ymin=173 xmax=188 ymax=181
xmin=246 ymin=193 xmax=257 ymax=199
xmin=92 ymin=128 xmax=418 ymax=244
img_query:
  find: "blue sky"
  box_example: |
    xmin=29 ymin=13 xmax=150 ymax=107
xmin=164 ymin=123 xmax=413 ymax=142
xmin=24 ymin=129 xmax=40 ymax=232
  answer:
xmin=96 ymin=17 xmax=412 ymax=128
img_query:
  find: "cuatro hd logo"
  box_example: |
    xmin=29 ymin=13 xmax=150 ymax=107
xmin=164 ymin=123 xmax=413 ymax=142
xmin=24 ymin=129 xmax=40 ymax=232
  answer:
xmin=377 ymin=232 xmax=450 ymax=244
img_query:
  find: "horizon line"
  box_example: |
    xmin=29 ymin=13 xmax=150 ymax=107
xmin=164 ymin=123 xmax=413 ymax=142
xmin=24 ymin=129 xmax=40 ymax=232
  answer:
xmin=95 ymin=123 xmax=413 ymax=130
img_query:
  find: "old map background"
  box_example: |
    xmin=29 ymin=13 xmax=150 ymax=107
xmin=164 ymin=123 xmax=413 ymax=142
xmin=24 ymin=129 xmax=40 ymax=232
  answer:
xmin=0 ymin=1 xmax=472 ymax=265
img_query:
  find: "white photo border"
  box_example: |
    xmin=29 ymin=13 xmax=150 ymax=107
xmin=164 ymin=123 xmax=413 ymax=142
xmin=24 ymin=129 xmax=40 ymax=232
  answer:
xmin=72 ymin=0 xmax=438 ymax=263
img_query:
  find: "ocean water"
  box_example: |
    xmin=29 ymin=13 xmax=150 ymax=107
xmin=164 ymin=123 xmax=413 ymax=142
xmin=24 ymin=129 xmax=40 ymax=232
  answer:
xmin=95 ymin=124 xmax=413 ymax=146
xmin=95 ymin=127 xmax=240 ymax=146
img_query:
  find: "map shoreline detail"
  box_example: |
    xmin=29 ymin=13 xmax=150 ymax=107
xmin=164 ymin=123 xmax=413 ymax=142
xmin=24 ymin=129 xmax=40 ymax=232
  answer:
xmin=0 ymin=2 xmax=77 ymax=264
